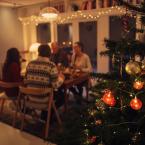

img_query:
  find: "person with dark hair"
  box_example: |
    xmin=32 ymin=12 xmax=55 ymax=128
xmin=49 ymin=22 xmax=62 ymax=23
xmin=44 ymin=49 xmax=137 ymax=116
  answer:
xmin=24 ymin=44 xmax=65 ymax=120
xmin=71 ymin=41 xmax=92 ymax=72
xmin=38 ymin=44 xmax=51 ymax=57
xmin=2 ymin=48 xmax=22 ymax=97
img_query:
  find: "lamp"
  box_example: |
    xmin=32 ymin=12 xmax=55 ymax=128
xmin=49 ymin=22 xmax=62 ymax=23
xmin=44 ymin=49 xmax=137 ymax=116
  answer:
xmin=40 ymin=1 xmax=59 ymax=20
xmin=29 ymin=43 xmax=40 ymax=52
xmin=29 ymin=43 xmax=40 ymax=60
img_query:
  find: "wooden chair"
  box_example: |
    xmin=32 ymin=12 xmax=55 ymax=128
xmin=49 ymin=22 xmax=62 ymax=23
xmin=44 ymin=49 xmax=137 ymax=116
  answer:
xmin=0 ymin=81 xmax=22 ymax=126
xmin=19 ymin=86 xmax=62 ymax=140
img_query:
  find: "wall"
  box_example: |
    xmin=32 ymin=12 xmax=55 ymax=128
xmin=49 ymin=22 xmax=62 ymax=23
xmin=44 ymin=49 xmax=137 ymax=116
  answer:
xmin=0 ymin=6 xmax=23 ymax=62
xmin=0 ymin=6 xmax=23 ymax=78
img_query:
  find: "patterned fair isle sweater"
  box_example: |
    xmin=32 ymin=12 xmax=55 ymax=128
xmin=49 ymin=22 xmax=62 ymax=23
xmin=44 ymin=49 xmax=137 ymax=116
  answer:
xmin=24 ymin=56 xmax=64 ymax=103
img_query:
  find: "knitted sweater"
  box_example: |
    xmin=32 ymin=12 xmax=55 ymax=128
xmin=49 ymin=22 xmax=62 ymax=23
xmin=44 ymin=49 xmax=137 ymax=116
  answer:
xmin=24 ymin=56 xmax=64 ymax=103
xmin=24 ymin=56 xmax=63 ymax=89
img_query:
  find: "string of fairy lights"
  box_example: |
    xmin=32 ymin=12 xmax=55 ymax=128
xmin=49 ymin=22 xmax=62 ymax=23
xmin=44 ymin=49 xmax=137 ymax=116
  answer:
xmin=84 ymin=97 xmax=145 ymax=145
xmin=19 ymin=6 xmax=135 ymax=26
xmin=86 ymin=69 xmax=145 ymax=144
xmin=85 ymin=106 xmax=145 ymax=145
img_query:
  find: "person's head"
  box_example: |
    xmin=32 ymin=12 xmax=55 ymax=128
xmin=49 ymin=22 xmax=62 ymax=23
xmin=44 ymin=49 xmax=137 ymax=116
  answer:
xmin=51 ymin=42 xmax=59 ymax=54
xmin=5 ymin=48 xmax=20 ymax=65
xmin=38 ymin=44 xmax=51 ymax=57
xmin=73 ymin=41 xmax=84 ymax=55
xmin=3 ymin=48 xmax=20 ymax=73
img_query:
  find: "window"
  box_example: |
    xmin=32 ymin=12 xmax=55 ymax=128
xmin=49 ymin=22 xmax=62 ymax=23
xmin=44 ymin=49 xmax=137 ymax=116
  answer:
xmin=37 ymin=23 xmax=51 ymax=43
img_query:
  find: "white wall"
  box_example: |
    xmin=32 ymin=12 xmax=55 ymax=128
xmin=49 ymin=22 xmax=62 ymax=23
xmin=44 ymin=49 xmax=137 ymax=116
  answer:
xmin=97 ymin=16 xmax=109 ymax=73
xmin=0 ymin=6 xmax=23 ymax=62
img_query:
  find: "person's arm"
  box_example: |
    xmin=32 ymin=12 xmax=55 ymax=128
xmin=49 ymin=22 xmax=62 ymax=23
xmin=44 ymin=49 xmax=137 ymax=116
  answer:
xmin=81 ymin=55 xmax=92 ymax=73
xmin=23 ymin=63 xmax=30 ymax=85
xmin=50 ymin=64 xmax=65 ymax=89
xmin=70 ymin=54 xmax=75 ymax=68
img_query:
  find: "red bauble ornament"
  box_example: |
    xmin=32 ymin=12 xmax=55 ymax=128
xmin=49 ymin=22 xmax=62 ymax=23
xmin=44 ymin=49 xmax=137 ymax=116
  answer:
xmin=88 ymin=136 xmax=96 ymax=143
xmin=130 ymin=97 xmax=142 ymax=110
xmin=133 ymin=81 xmax=144 ymax=90
xmin=95 ymin=120 xmax=102 ymax=125
xmin=102 ymin=90 xmax=116 ymax=107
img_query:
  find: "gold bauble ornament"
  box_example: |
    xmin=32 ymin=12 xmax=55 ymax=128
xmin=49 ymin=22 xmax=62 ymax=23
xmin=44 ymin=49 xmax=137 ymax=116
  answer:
xmin=98 ymin=141 xmax=104 ymax=145
xmin=125 ymin=61 xmax=141 ymax=75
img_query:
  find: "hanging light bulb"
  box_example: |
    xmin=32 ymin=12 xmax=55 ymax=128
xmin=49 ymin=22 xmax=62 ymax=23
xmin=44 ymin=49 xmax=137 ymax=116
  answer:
xmin=40 ymin=0 xmax=59 ymax=20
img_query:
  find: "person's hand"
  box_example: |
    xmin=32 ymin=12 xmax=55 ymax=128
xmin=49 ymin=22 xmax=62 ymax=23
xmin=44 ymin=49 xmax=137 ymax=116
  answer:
xmin=74 ymin=67 xmax=82 ymax=72
xmin=57 ymin=63 xmax=62 ymax=68
xmin=59 ymin=73 xmax=65 ymax=80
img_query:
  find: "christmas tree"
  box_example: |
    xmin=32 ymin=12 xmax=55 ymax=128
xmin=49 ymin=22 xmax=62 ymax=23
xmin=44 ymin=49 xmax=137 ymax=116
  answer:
xmin=82 ymin=1 xmax=145 ymax=145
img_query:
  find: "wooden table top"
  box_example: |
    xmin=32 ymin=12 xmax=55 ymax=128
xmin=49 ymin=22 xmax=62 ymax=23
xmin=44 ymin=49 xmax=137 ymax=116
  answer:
xmin=63 ymin=73 xmax=89 ymax=88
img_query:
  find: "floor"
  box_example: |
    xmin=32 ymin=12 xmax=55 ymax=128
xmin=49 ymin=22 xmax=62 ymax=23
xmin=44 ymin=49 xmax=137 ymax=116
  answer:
xmin=0 ymin=122 xmax=56 ymax=145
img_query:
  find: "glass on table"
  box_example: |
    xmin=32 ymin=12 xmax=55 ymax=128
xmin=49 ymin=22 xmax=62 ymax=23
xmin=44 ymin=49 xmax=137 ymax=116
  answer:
xmin=57 ymin=63 xmax=65 ymax=72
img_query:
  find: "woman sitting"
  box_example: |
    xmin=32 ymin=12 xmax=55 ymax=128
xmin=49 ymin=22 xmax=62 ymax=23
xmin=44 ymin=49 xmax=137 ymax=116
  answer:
xmin=2 ymin=48 xmax=22 ymax=98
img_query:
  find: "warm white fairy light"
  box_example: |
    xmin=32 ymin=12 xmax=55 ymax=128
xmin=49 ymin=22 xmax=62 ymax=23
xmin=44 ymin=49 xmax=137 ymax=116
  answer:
xmin=19 ymin=6 xmax=136 ymax=25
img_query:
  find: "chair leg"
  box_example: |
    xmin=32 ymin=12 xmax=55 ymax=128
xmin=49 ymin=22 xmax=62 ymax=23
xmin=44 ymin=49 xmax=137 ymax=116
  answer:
xmin=52 ymin=101 xmax=62 ymax=126
xmin=86 ymin=85 xmax=89 ymax=101
xmin=45 ymin=98 xmax=52 ymax=140
xmin=12 ymin=100 xmax=18 ymax=127
xmin=64 ymin=89 xmax=68 ymax=112
xmin=21 ymin=105 xmax=26 ymax=131
xmin=0 ymin=98 xmax=6 ymax=116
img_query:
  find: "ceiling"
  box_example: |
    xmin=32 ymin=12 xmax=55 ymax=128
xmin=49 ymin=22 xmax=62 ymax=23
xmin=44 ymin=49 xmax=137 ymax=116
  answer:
xmin=0 ymin=0 xmax=49 ymax=7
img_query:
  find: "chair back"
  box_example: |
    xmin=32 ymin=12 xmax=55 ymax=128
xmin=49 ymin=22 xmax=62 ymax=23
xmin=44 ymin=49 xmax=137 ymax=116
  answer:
xmin=19 ymin=86 xmax=61 ymax=140
xmin=19 ymin=86 xmax=53 ymax=96
xmin=19 ymin=86 xmax=53 ymax=109
xmin=0 ymin=81 xmax=22 ymax=88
